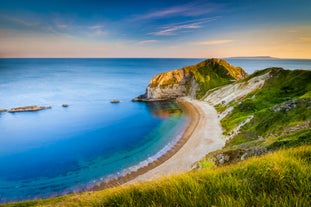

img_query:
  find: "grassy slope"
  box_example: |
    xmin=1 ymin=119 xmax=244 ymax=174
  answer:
xmin=189 ymin=59 xmax=247 ymax=98
xmin=4 ymin=146 xmax=311 ymax=207
xmin=221 ymin=68 xmax=311 ymax=147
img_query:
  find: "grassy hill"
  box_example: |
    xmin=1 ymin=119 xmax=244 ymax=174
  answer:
xmin=4 ymin=146 xmax=311 ymax=207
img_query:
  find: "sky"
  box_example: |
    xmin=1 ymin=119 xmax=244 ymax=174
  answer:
xmin=0 ymin=0 xmax=310 ymax=58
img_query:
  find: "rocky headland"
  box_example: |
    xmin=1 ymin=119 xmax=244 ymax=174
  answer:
xmin=133 ymin=58 xmax=247 ymax=101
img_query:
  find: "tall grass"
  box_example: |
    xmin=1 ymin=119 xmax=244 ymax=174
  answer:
xmin=5 ymin=146 xmax=311 ymax=207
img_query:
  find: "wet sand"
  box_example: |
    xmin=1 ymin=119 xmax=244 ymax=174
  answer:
xmin=92 ymin=97 xmax=224 ymax=190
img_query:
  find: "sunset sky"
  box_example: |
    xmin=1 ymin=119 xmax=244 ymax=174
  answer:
xmin=0 ymin=0 xmax=310 ymax=58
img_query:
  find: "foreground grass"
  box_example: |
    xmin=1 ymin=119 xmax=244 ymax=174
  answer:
xmin=4 ymin=145 xmax=311 ymax=207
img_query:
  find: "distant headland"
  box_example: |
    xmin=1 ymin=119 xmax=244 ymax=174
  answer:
xmin=227 ymin=56 xmax=278 ymax=59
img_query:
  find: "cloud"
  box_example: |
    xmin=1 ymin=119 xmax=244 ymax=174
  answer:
xmin=56 ymin=24 xmax=68 ymax=29
xmin=85 ymin=25 xmax=106 ymax=36
xmin=132 ymin=2 xmax=220 ymax=21
xmin=151 ymin=17 xmax=217 ymax=36
xmin=88 ymin=25 xmax=105 ymax=30
xmin=1 ymin=14 xmax=38 ymax=27
xmin=194 ymin=39 xmax=234 ymax=45
xmin=138 ymin=40 xmax=158 ymax=45
xmin=152 ymin=24 xmax=201 ymax=36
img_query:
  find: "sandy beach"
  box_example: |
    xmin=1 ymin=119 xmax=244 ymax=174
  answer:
xmin=128 ymin=97 xmax=225 ymax=183
xmin=92 ymin=97 xmax=224 ymax=190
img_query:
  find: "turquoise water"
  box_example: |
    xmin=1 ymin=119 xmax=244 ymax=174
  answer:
xmin=0 ymin=58 xmax=310 ymax=203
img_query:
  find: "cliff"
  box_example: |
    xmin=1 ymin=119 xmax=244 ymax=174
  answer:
xmin=134 ymin=58 xmax=247 ymax=101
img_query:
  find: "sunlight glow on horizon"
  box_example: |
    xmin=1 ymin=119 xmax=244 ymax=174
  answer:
xmin=0 ymin=0 xmax=310 ymax=58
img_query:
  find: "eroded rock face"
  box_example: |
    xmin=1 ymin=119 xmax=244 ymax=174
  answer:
xmin=203 ymin=71 xmax=272 ymax=106
xmin=134 ymin=58 xmax=247 ymax=101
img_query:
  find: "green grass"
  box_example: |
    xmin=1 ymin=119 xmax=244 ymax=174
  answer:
xmin=4 ymin=146 xmax=311 ymax=207
xmin=222 ymin=68 xmax=311 ymax=147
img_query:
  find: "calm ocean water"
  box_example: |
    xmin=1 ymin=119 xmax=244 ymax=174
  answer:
xmin=0 ymin=58 xmax=310 ymax=202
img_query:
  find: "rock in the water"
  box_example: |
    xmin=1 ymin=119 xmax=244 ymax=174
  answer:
xmin=62 ymin=104 xmax=69 ymax=107
xmin=8 ymin=105 xmax=52 ymax=113
xmin=0 ymin=109 xmax=7 ymax=113
xmin=111 ymin=99 xmax=120 ymax=103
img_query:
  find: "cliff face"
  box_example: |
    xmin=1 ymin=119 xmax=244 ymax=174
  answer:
xmin=137 ymin=58 xmax=247 ymax=100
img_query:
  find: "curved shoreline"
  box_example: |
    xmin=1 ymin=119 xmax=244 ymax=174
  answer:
xmin=91 ymin=97 xmax=199 ymax=190
xmin=128 ymin=98 xmax=225 ymax=183
xmin=92 ymin=97 xmax=225 ymax=190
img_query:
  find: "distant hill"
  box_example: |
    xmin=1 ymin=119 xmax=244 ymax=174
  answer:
xmin=228 ymin=56 xmax=278 ymax=59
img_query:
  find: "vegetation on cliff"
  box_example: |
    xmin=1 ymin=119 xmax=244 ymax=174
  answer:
xmin=146 ymin=58 xmax=247 ymax=99
xmin=199 ymin=67 xmax=311 ymax=167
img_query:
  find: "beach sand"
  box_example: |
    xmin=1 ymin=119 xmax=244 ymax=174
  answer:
xmin=128 ymin=97 xmax=225 ymax=183
xmin=92 ymin=97 xmax=225 ymax=189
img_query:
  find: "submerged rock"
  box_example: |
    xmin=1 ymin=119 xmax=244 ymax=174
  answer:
xmin=62 ymin=104 xmax=69 ymax=107
xmin=8 ymin=105 xmax=52 ymax=113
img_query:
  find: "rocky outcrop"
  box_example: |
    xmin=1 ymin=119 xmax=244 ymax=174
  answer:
xmin=134 ymin=58 xmax=247 ymax=101
xmin=0 ymin=109 xmax=7 ymax=113
xmin=8 ymin=105 xmax=51 ymax=113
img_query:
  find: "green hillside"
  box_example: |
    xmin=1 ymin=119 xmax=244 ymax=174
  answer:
xmin=199 ymin=68 xmax=311 ymax=167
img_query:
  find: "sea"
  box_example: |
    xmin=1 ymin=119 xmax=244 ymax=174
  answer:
xmin=0 ymin=58 xmax=310 ymax=203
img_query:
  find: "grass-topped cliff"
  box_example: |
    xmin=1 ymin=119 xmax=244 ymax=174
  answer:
xmin=137 ymin=58 xmax=247 ymax=100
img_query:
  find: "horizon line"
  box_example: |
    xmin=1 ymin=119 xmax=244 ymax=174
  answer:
xmin=0 ymin=56 xmax=311 ymax=60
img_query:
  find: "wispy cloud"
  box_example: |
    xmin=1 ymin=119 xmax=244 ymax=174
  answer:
xmin=194 ymin=39 xmax=234 ymax=45
xmin=132 ymin=2 xmax=220 ymax=21
xmin=1 ymin=14 xmax=39 ymax=27
xmin=138 ymin=39 xmax=158 ymax=45
xmin=152 ymin=24 xmax=201 ymax=36
xmin=86 ymin=25 xmax=106 ymax=36
xmin=56 ymin=24 xmax=68 ymax=29
xmin=151 ymin=17 xmax=217 ymax=36
xmin=88 ymin=25 xmax=104 ymax=30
